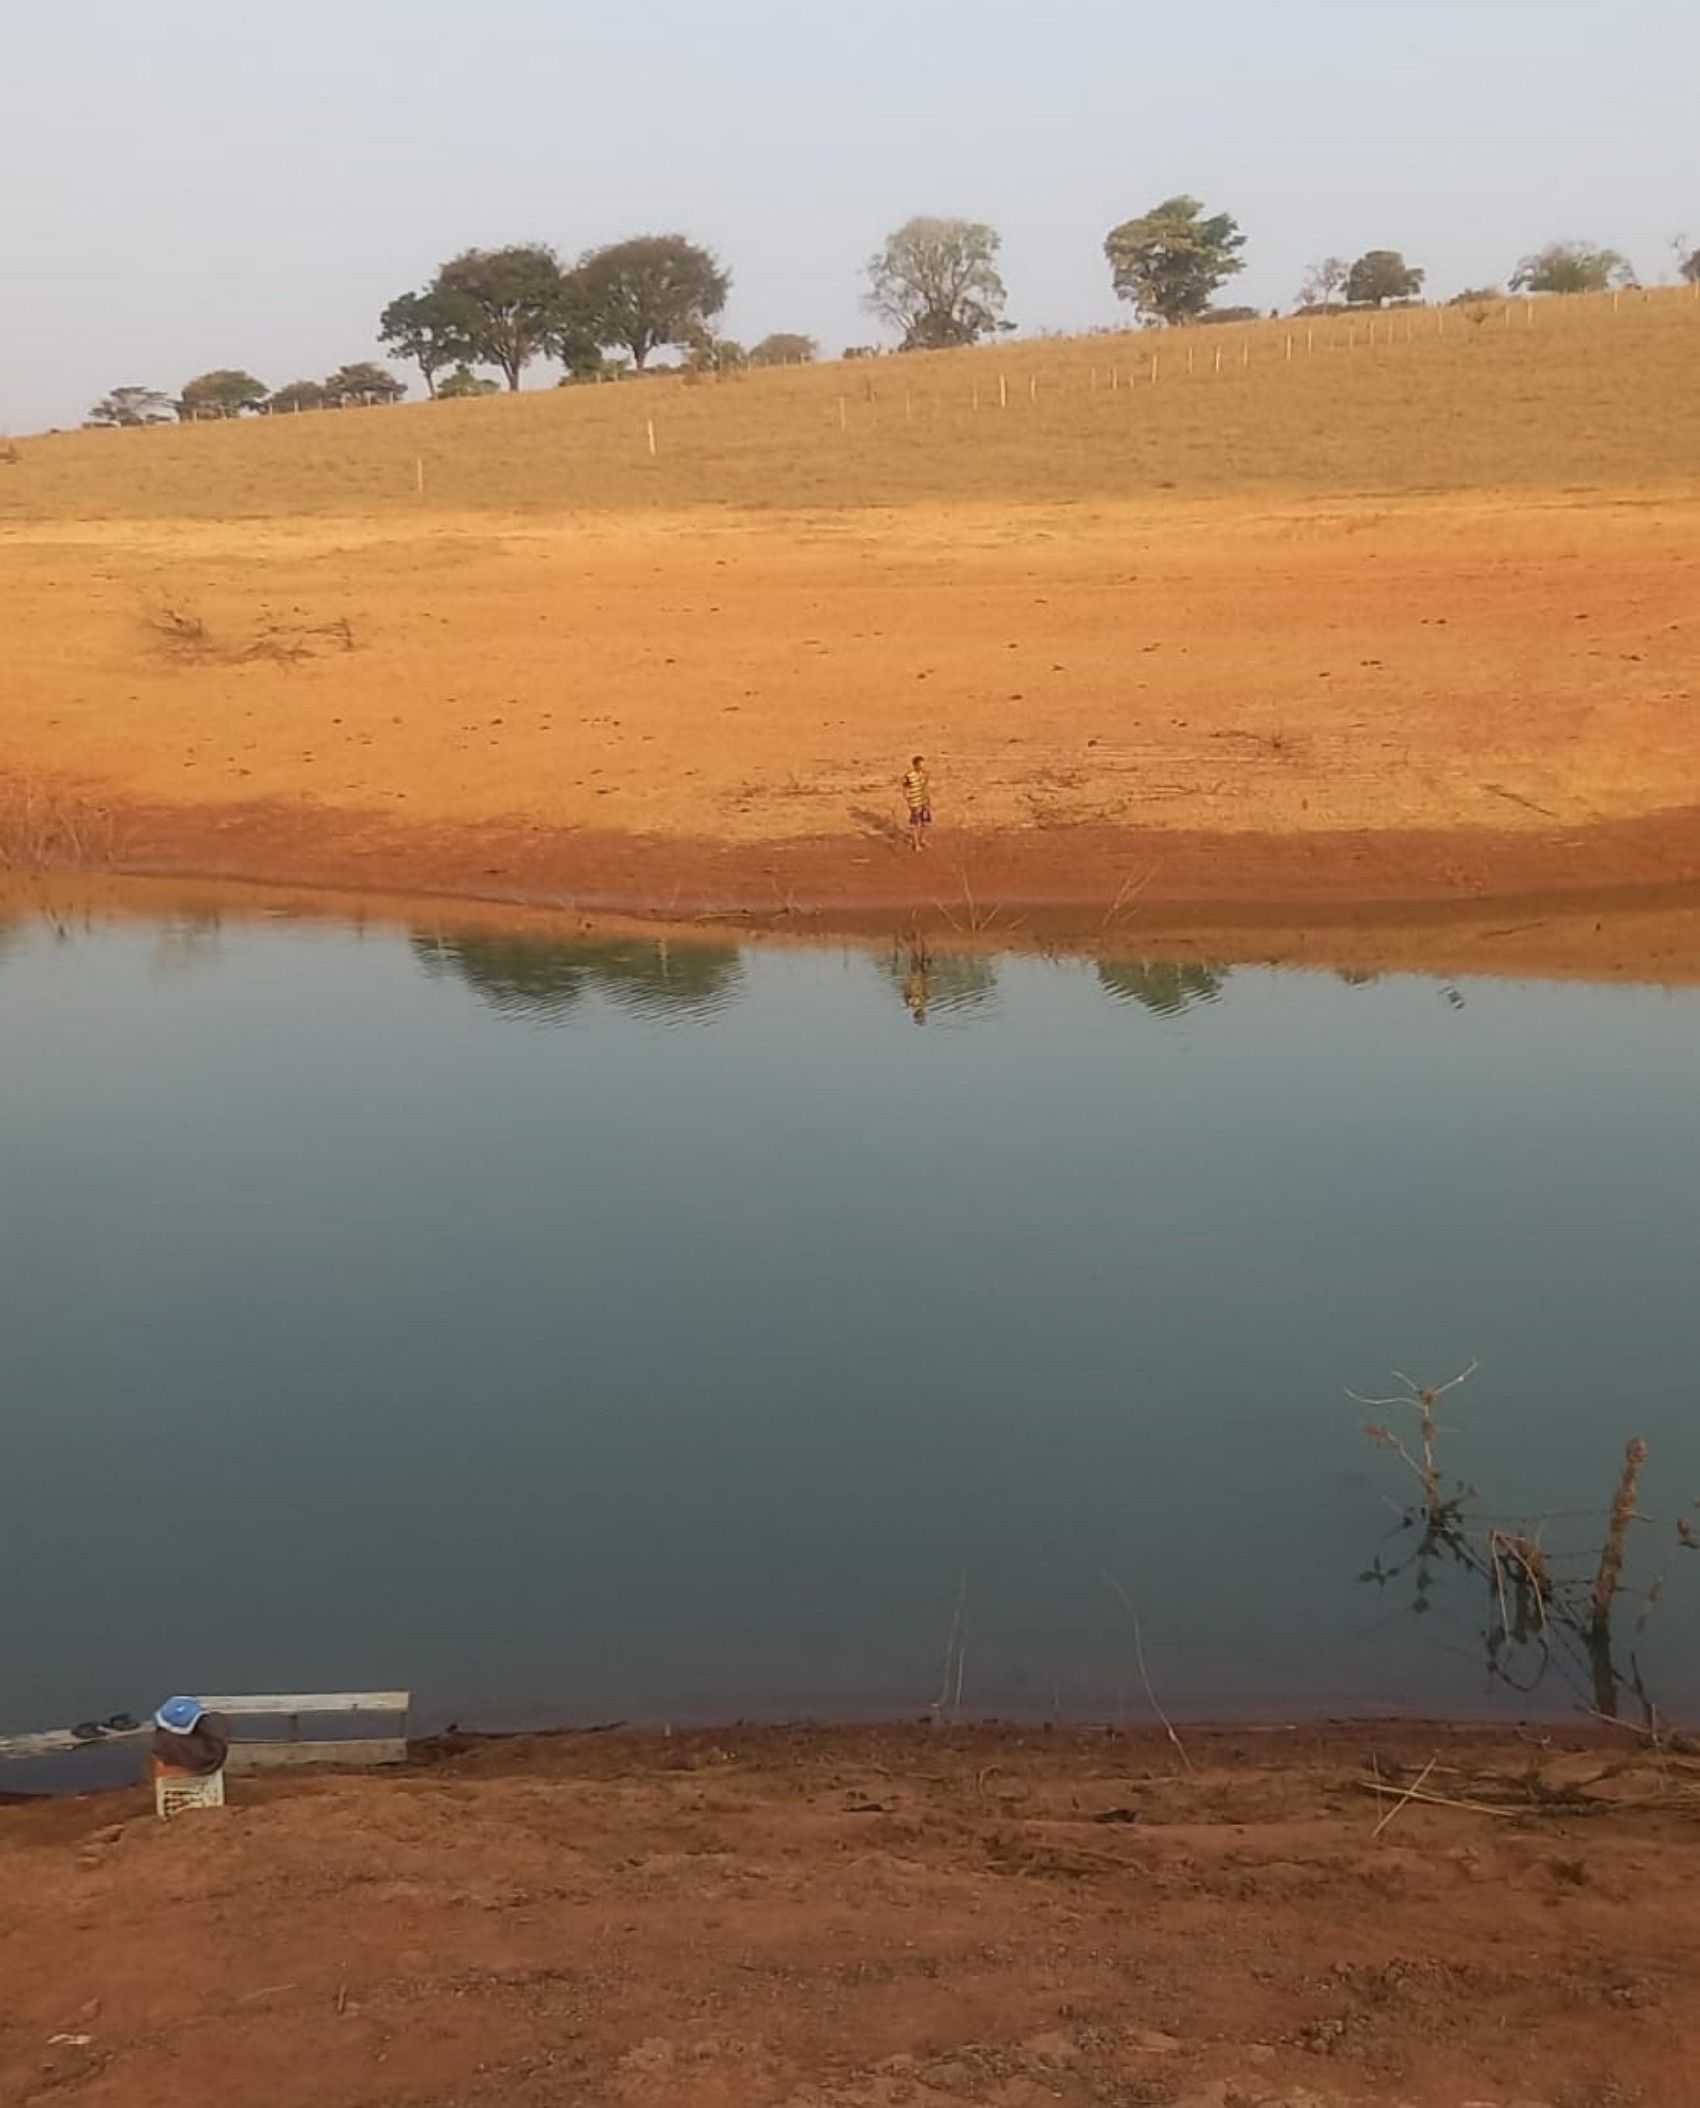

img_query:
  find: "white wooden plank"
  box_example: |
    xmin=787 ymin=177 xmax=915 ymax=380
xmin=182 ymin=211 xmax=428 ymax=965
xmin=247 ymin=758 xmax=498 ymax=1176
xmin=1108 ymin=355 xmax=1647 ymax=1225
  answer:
xmin=200 ymin=1692 xmax=410 ymax=1717
xmin=226 ymin=1738 xmax=408 ymax=1772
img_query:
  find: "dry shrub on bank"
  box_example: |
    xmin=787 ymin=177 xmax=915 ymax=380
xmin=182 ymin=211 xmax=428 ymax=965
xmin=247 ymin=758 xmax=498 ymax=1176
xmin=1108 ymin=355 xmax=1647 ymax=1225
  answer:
xmin=0 ymin=778 xmax=119 ymax=871
xmin=144 ymin=599 xmax=357 ymax=665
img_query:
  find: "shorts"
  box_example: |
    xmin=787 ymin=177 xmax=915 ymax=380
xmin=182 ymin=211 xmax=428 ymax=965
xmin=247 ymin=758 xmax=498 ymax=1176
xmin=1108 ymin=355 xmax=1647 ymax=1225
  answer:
xmin=908 ymin=804 xmax=932 ymax=826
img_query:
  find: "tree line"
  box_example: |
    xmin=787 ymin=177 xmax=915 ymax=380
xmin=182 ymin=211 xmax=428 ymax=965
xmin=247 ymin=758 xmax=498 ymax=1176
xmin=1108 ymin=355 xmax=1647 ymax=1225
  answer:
xmin=86 ymin=206 xmax=1700 ymax=425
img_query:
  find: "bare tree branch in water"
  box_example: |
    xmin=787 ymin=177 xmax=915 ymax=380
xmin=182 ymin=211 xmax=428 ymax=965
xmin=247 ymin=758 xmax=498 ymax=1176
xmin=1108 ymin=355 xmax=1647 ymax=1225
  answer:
xmin=1351 ymin=1370 xmax=1694 ymax=1728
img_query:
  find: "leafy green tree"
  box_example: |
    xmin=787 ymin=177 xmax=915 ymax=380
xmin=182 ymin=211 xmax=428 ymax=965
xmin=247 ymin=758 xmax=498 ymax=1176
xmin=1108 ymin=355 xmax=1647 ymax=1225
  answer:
xmin=431 ymin=245 xmax=570 ymax=390
xmin=324 ymin=362 xmax=407 ymax=408
xmin=688 ymin=332 xmax=746 ymax=373
xmin=556 ymin=348 xmax=625 ymax=385
xmin=1346 ymin=249 xmax=1424 ymax=306
xmin=177 ymin=370 xmax=268 ymax=420
xmin=1296 ymin=257 xmax=1349 ymax=310
xmin=749 ymin=332 xmax=817 ymax=366
xmin=1510 ymin=241 xmax=1633 ymax=294
xmin=378 ymin=289 xmax=478 ymax=397
xmin=437 ymin=362 xmax=500 ymax=399
xmin=1106 ymin=198 xmax=1246 ymax=325
xmin=572 ymin=235 xmax=731 ymax=370
xmin=85 ymin=386 xmax=173 ymax=427
xmin=865 ymin=217 xmax=1008 ymax=349
xmin=267 ymin=380 xmax=328 ymax=413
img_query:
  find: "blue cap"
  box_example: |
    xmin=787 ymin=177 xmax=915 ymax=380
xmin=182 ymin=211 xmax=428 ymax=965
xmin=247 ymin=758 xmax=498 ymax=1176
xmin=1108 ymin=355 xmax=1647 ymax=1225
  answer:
xmin=155 ymin=1695 xmax=205 ymax=1734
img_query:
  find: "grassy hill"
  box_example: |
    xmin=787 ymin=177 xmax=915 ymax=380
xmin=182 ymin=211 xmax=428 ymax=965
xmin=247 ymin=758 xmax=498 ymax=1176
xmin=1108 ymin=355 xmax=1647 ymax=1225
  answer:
xmin=4 ymin=288 xmax=1698 ymax=520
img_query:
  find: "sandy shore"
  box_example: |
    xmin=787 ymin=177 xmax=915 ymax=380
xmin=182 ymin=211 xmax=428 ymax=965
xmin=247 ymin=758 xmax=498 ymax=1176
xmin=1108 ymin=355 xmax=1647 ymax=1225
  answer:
xmin=5 ymin=1720 xmax=1696 ymax=2108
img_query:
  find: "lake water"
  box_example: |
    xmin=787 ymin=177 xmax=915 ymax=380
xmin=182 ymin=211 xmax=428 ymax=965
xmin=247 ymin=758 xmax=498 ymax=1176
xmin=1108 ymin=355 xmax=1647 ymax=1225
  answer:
xmin=4 ymin=906 xmax=1700 ymax=1760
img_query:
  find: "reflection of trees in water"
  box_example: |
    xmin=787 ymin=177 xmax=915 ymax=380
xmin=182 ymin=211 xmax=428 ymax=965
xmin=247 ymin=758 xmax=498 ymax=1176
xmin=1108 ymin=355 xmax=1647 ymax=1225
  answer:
xmin=150 ymin=912 xmax=226 ymax=979
xmin=882 ymin=942 xmax=999 ymax=1026
xmin=1096 ymin=958 xmax=1228 ymax=1016
xmin=412 ymin=930 xmax=744 ymax=1025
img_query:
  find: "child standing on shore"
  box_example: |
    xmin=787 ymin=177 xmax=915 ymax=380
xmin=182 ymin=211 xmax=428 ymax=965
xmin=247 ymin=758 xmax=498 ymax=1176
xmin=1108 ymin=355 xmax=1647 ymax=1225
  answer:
xmin=903 ymin=755 xmax=932 ymax=852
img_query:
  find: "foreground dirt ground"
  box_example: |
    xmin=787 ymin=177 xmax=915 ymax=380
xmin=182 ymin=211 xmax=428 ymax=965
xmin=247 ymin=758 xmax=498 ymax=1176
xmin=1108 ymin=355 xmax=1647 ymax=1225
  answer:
xmin=3 ymin=1723 xmax=1696 ymax=2108
xmin=4 ymin=490 xmax=1698 ymax=918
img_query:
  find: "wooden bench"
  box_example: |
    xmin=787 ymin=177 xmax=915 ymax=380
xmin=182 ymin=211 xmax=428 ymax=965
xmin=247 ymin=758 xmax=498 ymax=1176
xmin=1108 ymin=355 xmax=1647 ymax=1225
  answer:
xmin=199 ymin=1692 xmax=411 ymax=1773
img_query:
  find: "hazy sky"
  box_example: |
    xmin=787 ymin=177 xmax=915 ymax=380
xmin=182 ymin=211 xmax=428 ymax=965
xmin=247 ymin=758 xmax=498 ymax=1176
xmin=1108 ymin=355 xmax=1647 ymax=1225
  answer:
xmin=5 ymin=0 xmax=1696 ymax=429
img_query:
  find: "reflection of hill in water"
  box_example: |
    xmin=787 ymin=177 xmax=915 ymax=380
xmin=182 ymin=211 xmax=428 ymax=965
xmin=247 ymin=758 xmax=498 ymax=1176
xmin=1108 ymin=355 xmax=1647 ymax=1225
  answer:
xmin=413 ymin=931 xmax=744 ymax=1025
xmin=881 ymin=946 xmax=1000 ymax=1026
xmin=1096 ymin=958 xmax=1228 ymax=1017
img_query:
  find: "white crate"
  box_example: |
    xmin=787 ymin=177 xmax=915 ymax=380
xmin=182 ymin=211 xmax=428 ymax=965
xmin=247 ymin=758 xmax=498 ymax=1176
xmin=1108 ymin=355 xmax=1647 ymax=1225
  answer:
xmin=155 ymin=1769 xmax=226 ymax=1820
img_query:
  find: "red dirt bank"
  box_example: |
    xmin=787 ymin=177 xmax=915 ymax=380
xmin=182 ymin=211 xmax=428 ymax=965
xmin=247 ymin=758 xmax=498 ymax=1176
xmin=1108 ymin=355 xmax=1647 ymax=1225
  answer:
xmin=3 ymin=1722 xmax=1693 ymax=2108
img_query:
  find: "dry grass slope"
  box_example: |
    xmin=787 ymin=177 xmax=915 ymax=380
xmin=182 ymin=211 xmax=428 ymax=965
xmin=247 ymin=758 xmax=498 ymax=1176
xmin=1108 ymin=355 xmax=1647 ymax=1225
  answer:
xmin=5 ymin=288 xmax=1699 ymax=520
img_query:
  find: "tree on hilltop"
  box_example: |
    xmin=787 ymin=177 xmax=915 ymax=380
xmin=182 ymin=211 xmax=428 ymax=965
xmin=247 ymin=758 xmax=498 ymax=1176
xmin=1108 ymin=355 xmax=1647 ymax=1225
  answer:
xmin=1678 ymin=244 xmax=1700 ymax=286
xmin=749 ymin=332 xmax=817 ymax=366
xmin=1105 ymin=197 xmax=1246 ymax=325
xmin=431 ymin=246 xmax=571 ymax=390
xmin=1510 ymin=241 xmax=1633 ymax=294
xmin=573 ymin=235 xmax=731 ymax=371
xmin=1295 ymin=257 xmax=1349 ymax=310
xmin=177 ymin=370 xmax=268 ymax=420
xmin=437 ymin=363 xmax=500 ymax=398
xmin=86 ymin=386 xmax=173 ymax=427
xmin=1346 ymin=249 xmax=1424 ymax=306
xmin=687 ymin=333 xmax=746 ymax=373
xmin=378 ymin=288 xmax=479 ymax=397
xmin=866 ymin=217 xmax=1008 ymax=349
xmin=268 ymin=380 xmax=328 ymax=414
xmin=324 ymin=362 xmax=407 ymax=408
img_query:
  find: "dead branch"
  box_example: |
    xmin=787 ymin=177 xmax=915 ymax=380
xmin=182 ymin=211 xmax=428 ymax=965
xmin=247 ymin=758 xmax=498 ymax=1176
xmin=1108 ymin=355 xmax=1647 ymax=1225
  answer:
xmin=1102 ymin=1572 xmax=1192 ymax=1773
xmin=1372 ymin=1755 xmax=1439 ymax=1837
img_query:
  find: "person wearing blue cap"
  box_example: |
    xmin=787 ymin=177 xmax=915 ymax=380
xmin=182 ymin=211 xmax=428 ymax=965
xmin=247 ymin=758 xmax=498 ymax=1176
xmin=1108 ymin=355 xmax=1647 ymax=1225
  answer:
xmin=149 ymin=1697 xmax=231 ymax=1780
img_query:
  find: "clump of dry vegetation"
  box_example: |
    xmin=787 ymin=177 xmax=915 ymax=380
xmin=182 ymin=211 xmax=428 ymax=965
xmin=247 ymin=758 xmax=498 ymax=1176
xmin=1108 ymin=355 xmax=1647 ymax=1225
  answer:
xmin=0 ymin=778 xmax=119 ymax=871
xmin=145 ymin=599 xmax=356 ymax=665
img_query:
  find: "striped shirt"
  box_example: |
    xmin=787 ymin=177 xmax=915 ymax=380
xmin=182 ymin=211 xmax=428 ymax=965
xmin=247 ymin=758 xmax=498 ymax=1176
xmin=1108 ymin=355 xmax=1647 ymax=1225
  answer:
xmin=903 ymin=768 xmax=931 ymax=812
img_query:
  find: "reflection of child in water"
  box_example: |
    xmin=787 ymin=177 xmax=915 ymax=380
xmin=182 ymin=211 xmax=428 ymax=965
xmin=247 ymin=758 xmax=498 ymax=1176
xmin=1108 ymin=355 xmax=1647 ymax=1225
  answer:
xmin=903 ymin=756 xmax=932 ymax=851
xmin=901 ymin=945 xmax=930 ymax=1025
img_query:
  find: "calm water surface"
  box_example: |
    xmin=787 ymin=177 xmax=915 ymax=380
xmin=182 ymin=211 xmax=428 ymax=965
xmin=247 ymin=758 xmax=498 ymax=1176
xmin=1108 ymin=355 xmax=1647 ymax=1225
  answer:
xmin=4 ymin=909 xmax=1699 ymax=1748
